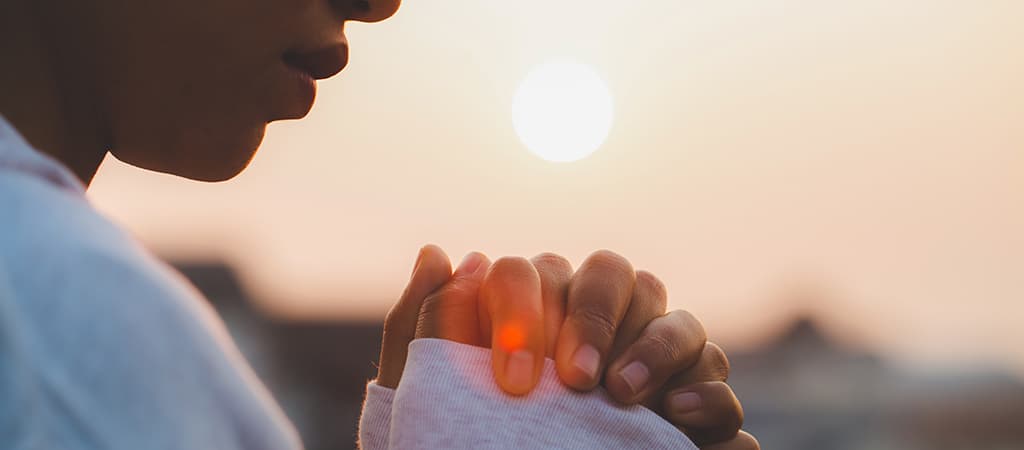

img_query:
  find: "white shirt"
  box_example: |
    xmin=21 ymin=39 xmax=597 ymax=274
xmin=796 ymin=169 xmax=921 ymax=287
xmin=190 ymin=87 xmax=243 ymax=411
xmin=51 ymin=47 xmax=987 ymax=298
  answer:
xmin=0 ymin=115 xmax=695 ymax=449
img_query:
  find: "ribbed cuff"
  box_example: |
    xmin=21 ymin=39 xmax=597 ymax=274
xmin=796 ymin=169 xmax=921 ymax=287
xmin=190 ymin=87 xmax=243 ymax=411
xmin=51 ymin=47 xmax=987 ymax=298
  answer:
xmin=357 ymin=381 xmax=395 ymax=450
xmin=388 ymin=338 xmax=695 ymax=449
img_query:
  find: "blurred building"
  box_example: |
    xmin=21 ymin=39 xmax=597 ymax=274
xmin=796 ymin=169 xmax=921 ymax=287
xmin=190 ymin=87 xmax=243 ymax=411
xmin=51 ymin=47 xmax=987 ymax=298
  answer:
xmin=174 ymin=260 xmax=1024 ymax=450
xmin=730 ymin=318 xmax=1024 ymax=450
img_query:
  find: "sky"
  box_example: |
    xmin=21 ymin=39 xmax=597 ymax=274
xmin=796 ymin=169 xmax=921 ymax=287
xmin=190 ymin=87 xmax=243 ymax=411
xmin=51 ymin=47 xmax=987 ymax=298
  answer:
xmin=87 ymin=1 xmax=1023 ymax=375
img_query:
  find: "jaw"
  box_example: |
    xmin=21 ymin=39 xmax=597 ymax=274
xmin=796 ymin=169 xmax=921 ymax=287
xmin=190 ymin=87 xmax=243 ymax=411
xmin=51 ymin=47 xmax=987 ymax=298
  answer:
xmin=109 ymin=122 xmax=266 ymax=183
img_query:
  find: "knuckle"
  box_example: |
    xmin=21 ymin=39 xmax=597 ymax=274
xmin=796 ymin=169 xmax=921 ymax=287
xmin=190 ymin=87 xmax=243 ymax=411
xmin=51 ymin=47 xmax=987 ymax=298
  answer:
xmin=635 ymin=270 xmax=667 ymax=294
xmin=531 ymin=253 xmax=574 ymax=292
xmin=444 ymin=276 xmax=479 ymax=298
xmin=708 ymin=381 xmax=743 ymax=431
xmin=383 ymin=302 xmax=408 ymax=330
xmin=640 ymin=332 xmax=685 ymax=365
xmin=571 ymin=251 xmax=636 ymax=306
xmin=573 ymin=307 xmax=619 ymax=341
xmin=531 ymin=252 xmax=572 ymax=272
xmin=669 ymin=309 xmax=707 ymax=344
xmin=703 ymin=342 xmax=731 ymax=381
xmin=634 ymin=270 xmax=668 ymax=312
xmin=416 ymin=291 xmax=444 ymax=314
xmin=489 ymin=256 xmax=535 ymax=279
xmin=583 ymin=249 xmax=635 ymax=279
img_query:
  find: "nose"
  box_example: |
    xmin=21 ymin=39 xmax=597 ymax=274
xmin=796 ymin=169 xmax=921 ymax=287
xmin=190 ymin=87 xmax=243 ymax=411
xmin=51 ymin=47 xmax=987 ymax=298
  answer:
xmin=342 ymin=0 xmax=401 ymax=23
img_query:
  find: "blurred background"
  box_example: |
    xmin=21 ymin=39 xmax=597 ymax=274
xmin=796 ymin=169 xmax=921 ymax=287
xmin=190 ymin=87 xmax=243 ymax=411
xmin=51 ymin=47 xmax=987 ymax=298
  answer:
xmin=86 ymin=1 xmax=1022 ymax=449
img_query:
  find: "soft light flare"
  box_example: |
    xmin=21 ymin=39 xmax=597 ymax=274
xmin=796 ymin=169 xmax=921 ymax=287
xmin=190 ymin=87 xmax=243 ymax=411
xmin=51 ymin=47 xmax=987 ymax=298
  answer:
xmin=512 ymin=61 xmax=614 ymax=162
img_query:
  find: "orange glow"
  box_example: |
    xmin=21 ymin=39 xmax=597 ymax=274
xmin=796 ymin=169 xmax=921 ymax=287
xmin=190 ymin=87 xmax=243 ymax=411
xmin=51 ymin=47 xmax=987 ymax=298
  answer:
xmin=497 ymin=325 xmax=526 ymax=353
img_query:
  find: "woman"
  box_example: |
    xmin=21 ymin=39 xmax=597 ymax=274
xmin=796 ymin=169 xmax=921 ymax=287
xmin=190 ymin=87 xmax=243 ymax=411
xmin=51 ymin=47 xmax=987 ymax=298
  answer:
xmin=0 ymin=0 xmax=756 ymax=448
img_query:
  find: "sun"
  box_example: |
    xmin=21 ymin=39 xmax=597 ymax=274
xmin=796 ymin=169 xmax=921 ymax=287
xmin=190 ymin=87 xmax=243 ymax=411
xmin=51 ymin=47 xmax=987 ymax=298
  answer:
xmin=512 ymin=62 xmax=614 ymax=163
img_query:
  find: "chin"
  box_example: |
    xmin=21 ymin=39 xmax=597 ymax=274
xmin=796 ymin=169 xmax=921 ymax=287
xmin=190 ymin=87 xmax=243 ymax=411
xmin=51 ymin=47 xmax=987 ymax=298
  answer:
xmin=113 ymin=124 xmax=266 ymax=182
xmin=173 ymin=154 xmax=256 ymax=182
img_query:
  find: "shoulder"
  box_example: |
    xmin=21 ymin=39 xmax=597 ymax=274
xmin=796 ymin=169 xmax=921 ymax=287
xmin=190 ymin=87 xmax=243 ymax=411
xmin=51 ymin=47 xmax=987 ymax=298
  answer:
xmin=0 ymin=173 xmax=299 ymax=449
xmin=0 ymin=167 xmax=141 ymax=270
xmin=0 ymin=168 xmax=194 ymax=309
xmin=0 ymin=166 xmax=237 ymax=389
xmin=0 ymin=167 xmax=214 ymax=363
xmin=0 ymin=167 xmax=230 ymax=357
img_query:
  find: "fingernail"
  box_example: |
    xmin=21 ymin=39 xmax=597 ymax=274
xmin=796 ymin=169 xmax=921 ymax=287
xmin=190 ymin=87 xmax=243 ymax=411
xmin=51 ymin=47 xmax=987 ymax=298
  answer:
xmin=454 ymin=252 xmax=484 ymax=277
xmin=505 ymin=350 xmax=535 ymax=392
xmin=618 ymin=361 xmax=650 ymax=395
xmin=670 ymin=392 xmax=702 ymax=414
xmin=571 ymin=344 xmax=601 ymax=379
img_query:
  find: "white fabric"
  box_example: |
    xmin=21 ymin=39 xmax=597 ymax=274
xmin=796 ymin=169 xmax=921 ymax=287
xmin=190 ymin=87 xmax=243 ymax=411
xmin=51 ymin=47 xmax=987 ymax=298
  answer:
xmin=359 ymin=339 xmax=698 ymax=450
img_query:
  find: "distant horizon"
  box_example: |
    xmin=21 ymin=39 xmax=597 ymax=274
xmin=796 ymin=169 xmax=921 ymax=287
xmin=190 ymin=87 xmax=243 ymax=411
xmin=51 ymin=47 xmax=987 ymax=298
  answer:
xmin=167 ymin=254 xmax=1024 ymax=382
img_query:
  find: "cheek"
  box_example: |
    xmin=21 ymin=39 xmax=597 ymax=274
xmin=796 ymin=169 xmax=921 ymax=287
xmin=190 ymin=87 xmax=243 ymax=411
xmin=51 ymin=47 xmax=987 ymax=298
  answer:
xmin=107 ymin=53 xmax=273 ymax=180
xmin=90 ymin=0 xmax=285 ymax=172
xmin=112 ymin=34 xmax=274 ymax=132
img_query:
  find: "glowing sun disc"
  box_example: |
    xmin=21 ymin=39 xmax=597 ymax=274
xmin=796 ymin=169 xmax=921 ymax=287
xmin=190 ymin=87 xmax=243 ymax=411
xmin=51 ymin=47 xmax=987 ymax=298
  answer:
xmin=512 ymin=62 xmax=614 ymax=162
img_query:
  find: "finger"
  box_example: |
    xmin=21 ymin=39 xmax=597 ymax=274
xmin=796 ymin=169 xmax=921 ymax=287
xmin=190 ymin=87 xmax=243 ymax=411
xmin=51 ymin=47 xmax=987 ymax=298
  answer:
xmin=415 ymin=252 xmax=491 ymax=345
xmin=662 ymin=341 xmax=730 ymax=388
xmin=605 ymin=309 xmax=707 ymax=405
xmin=607 ymin=271 xmax=669 ymax=361
xmin=555 ymin=250 xmax=636 ymax=390
xmin=644 ymin=342 xmax=729 ymax=411
xmin=699 ymin=431 xmax=760 ymax=450
xmin=480 ymin=257 xmax=546 ymax=396
xmin=663 ymin=381 xmax=744 ymax=446
xmin=530 ymin=253 xmax=573 ymax=357
xmin=376 ymin=245 xmax=452 ymax=388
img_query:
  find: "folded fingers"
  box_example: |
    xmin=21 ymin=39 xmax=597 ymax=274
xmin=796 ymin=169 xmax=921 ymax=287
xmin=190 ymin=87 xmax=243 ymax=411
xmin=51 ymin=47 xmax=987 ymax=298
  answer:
xmin=663 ymin=381 xmax=744 ymax=446
xmin=604 ymin=309 xmax=707 ymax=404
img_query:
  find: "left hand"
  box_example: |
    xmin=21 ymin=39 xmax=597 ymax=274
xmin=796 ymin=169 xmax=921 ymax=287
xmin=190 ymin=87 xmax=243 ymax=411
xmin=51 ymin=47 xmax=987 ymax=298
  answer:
xmin=376 ymin=245 xmax=759 ymax=450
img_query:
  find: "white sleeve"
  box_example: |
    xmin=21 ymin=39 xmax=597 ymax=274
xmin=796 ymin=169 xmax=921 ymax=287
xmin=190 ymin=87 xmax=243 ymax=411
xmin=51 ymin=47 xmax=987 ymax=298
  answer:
xmin=358 ymin=381 xmax=394 ymax=450
xmin=358 ymin=338 xmax=697 ymax=450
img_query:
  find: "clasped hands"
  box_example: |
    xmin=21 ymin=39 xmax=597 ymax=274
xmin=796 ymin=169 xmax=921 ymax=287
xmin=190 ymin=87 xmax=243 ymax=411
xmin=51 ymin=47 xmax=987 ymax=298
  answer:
xmin=377 ymin=245 xmax=758 ymax=450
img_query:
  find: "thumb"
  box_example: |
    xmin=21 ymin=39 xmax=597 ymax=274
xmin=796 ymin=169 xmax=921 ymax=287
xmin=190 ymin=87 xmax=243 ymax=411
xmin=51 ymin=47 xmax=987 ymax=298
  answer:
xmin=376 ymin=245 xmax=451 ymax=388
xmin=415 ymin=251 xmax=491 ymax=345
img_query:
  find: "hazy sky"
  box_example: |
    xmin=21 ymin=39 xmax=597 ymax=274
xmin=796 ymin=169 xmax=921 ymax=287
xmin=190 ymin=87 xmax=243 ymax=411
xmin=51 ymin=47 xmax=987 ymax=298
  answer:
xmin=87 ymin=1 xmax=1023 ymax=375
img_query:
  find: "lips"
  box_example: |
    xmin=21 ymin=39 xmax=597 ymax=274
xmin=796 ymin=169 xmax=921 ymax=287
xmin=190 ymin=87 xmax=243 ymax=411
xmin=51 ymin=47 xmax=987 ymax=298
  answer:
xmin=272 ymin=44 xmax=349 ymax=120
xmin=284 ymin=44 xmax=349 ymax=80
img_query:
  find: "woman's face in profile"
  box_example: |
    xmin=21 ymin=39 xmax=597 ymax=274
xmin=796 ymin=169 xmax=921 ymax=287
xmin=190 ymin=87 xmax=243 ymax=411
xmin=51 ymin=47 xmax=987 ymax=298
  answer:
xmin=59 ymin=0 xmax=398 ymax=181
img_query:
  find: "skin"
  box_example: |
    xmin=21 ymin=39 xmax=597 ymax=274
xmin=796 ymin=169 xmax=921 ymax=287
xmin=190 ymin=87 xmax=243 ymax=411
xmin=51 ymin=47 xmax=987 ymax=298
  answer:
xmin=0 ymin=0 xmax=757 ymax=448
xmin=0 ymin=0 xmax=397 ymax=183
xmin=379 ymin=246 xmax=759 ymax=449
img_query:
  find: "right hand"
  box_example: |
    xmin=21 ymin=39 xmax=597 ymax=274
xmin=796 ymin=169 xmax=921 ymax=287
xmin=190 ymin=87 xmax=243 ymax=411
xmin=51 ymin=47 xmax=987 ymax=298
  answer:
xmin=375 ymin=245 xmax=758 ymax=450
